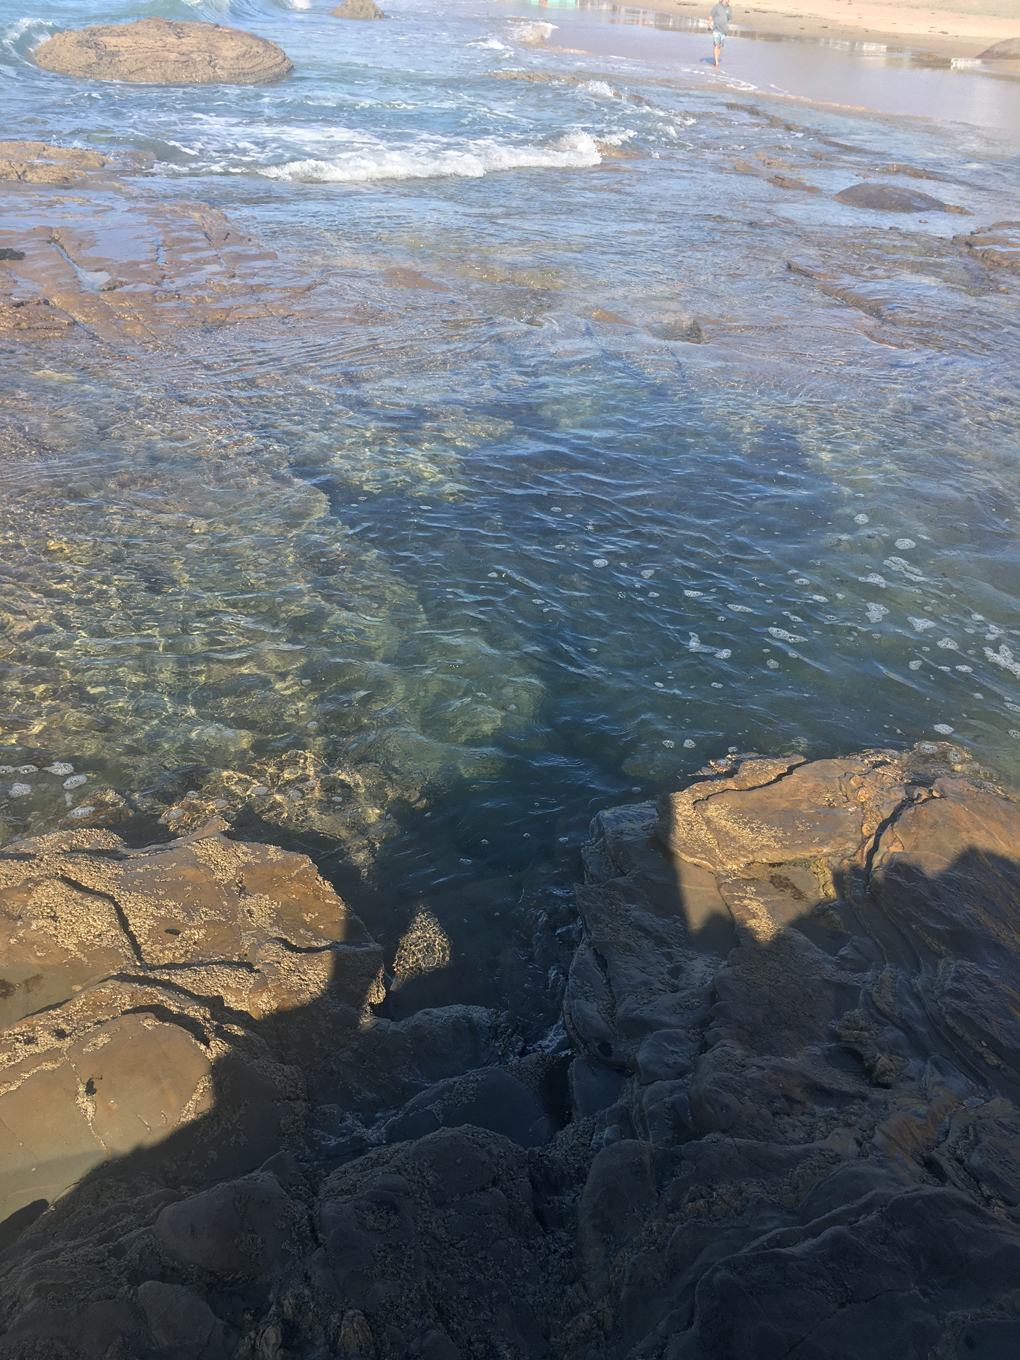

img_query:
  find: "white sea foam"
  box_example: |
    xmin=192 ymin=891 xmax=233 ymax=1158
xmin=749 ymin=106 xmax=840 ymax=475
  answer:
xmin=469 ymin=37 xmax=511 ymax=50
xmin=260 ymin=133 xmax=601 ymax=183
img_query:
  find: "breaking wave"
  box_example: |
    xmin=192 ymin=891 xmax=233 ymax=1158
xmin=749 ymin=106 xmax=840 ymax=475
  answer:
xmin=259 ymin=131 xmax=602 ymax=183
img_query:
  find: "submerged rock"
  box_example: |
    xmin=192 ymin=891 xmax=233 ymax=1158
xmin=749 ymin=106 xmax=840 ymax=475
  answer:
xmin=953 ymin=220 xmax=1020 ymax=275
xmin=3 ymin=744 xmax=1020 ymax=1358
xmin=32 ymin=17 xmax=293 ymax=85
xmin=332 ymin=0 xmax=387 ymax=18
xmin=834 ymin=181 xmax=970 ymax=214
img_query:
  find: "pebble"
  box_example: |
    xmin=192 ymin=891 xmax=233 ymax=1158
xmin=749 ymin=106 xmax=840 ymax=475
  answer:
xmin=251 ymin=785 xmax=269 ymax=796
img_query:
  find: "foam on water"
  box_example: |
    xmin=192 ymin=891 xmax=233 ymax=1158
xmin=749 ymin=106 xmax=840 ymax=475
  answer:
xmin=260 ymin=131 xmax=601 ymax=182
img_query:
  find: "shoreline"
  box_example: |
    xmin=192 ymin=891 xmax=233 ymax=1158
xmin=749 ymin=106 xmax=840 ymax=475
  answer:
xmin=582 ymin=0 xmax=1020 ymax=60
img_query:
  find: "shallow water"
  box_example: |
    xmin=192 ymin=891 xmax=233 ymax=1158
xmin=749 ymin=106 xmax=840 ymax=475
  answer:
xmin=2 ymin=0 xmax=1020 ymax=1021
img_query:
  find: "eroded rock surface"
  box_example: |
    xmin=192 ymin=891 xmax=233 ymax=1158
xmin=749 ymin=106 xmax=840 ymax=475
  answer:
xmin=0 ymin=171 xmax=316 ymax=344
xmin=33 ymin=18 xmax=293 ymax=86
xmin=3 ymin=744 xmax=1020 ymax=1358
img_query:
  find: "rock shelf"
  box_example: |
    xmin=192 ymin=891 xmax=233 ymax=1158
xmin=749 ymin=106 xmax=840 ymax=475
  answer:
xmin=1 ymin=743 xmax=1020 ymax=1357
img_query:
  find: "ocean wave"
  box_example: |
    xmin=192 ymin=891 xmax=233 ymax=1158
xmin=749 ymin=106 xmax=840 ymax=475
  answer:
xmin=259 ymin=132 xmax=601 ymax=183
xmin=1 ymin=15 xmax=56 ymax=64
xmin=469 ymin=37 xmax=512 ymax=51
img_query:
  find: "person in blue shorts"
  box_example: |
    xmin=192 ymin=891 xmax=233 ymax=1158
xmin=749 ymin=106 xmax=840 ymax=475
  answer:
xmin=709 ymin=0 xmax=732 ymax=67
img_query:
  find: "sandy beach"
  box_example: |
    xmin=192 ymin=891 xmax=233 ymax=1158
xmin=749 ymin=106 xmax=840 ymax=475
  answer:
xmin=621 ymin=0 xmax=1020 ymax=58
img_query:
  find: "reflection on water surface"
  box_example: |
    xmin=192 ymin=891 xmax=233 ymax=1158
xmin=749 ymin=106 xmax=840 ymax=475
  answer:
xmin=1 ymin=0 xmax=1019 ymax=1020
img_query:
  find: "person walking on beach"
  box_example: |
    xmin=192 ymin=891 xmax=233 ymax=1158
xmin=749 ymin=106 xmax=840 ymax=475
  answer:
xmin=709 ymin=0 xmax=732 ymax=67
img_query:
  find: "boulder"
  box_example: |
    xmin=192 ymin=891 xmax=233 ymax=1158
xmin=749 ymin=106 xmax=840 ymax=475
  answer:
xmin=833 ymin=181 xmax=970 ymax=214
xmin=332 ymin=0 xmax=387 ymax=17
xmin=32 ymin=18 xmax=293 ymax=85
xmin=976 ymin=37 xmax=1020 ymax=59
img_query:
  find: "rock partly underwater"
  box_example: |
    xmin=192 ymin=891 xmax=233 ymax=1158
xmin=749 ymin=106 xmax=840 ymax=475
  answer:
xmin=1 ymin=742 xmax=1020 ymax=1357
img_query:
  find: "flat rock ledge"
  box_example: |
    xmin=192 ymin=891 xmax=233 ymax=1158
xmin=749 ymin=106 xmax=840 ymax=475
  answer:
xmin=2 ymin=743 xmax=1020 ymax=1359
xmin=32 ymin=17 xmax=293 ymax=85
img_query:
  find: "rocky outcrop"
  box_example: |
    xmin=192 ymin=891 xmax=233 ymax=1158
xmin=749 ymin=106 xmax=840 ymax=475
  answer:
xmin=0 ymin=165 xmax=315 ymax=343
xmin=332 ymin=0 xmax=387 ymax=19
xmin=976 ymin=36 xmax=1020 ymax=59
xmin=0 ymin=140 xmax=150 ymax=186
xmin=834 ymin=181 xmax=970 ymax=214
xmin=953 ymin=221 xmax=1020 ymax=275
xmin=32 ymin=18 xmax=293 ymax=85
xmin=3 ymin=744 xmax=1020 ymax=1358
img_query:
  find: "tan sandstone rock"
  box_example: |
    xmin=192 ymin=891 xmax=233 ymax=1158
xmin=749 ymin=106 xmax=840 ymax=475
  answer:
xmin=33 ymin=17 xmax=293 ymax=85
xmin=332 ymin=0 xmax=387 ymax=17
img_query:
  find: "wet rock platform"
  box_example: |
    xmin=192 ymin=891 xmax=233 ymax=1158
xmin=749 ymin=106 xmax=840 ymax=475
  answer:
xmin=1 ymin=742 xmax=1019 ymax=1357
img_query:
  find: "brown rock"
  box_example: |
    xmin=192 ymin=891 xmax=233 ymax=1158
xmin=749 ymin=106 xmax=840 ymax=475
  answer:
xmin=33 ymin=18 xmax=293 ymax=86
xmin=834 ymin=181 xmax=970 ymax=214
xmin=332 ymin=0 xmax=387 ymax=17
xmin=953 ymin=221 xmax=1020 ymax=275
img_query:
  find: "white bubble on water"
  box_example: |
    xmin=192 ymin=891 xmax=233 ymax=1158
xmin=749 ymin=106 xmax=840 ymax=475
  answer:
xmin=985 ymin=644 xmax=1020 ymax=678
xmin=937 ymin=638 xmax=958 ymax=651
xmin=640 ymin=569 xmax=655 ymax=579
xmin=955 ymin=665 xmax=973 ymax=673
xmin=811 ymin=595 xmax=829 ymax=602
xmin=63 ymin=775 xmax=87 ymax=790
xmin=766 ymin=659 xmax=780 ymax=669
xmin=908 ymin=660 xmax=923 ymax=670
xmin=655 ymin=682 xmax=665 ymax=688
xmin=662 ymin=739 xmax=675 ymax=748
xmin=1011 ymin=731 xmax=1020 ymax=740
xmin=895 ymin=538 xmax=916 ymax=550
xmin=683 ymin=739 xmax=696 ymax=748
xmin=488 ymin=571 xmax=498 ymax=578
xmin=69 ymin=806 xmax=95 ymax=819
xmin=715 ymin=649 xmax=732 ymax=659
xmin=862 ymin=574 xmax=887 ymax=588
xmin=934 ymin=724 xmax=954 ymax=735
xmin=854 ymin=514 xmax=869 ymax=524
xmin=683 ymin=590 xmax=704 ymax=597
xmin=794 ymin=578 xmax=810 ymax=585
xmin=551 ymin=507 xmax=563 ymax=512
xmin=17 ymin=765 xmax=37 ymax=774
xmin=729 ymin=604 xmax=753 ymax=613
xmin=9 ymin=783 xmax=31 ymax=798
xmin=592 ymin=558 xmax=609 ymax=568
xmin=768 ymin=627 xmax=807 ymax=643
xmin=909 ymin=617 xmax=937 ymax=632
xmin=865 ymin=604 xmax=888 ymax=624
xmin=648 ymin=592 xmax=660 ymax=598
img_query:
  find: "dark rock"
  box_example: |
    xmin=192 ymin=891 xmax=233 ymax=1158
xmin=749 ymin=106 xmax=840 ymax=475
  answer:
xmin=384 ymin=1066 xmax=551 ymax=1147
xmin=834 ymin=181 xmax=970 ymax=214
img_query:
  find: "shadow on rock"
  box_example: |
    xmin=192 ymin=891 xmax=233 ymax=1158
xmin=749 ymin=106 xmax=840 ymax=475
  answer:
xmin=3 ymin=743 xmax=1020 ymax=1359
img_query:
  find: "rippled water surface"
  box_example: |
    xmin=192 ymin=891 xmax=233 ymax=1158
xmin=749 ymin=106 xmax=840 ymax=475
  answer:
xmin=2 ymin=0 xmax=1020 ymax=1016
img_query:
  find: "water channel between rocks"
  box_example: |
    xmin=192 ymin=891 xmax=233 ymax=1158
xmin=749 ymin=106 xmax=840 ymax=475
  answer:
xmin=1 ymin=0 xmax=1019 ymax=1028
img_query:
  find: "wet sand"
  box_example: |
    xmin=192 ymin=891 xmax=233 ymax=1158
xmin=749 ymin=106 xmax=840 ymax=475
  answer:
xmin=603 ymin=0 xmax=1020 ymax=58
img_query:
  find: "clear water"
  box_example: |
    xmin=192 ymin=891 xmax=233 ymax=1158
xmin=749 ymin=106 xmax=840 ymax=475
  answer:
xmin=2 ymin=0 xmax=1019 ymax=1020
